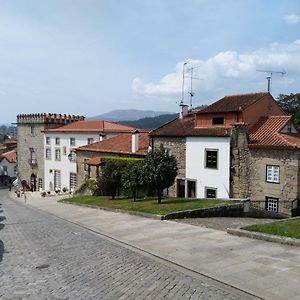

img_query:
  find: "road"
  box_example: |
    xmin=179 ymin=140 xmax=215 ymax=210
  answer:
xmin=0 ymin=190 xmax=258 ymax=300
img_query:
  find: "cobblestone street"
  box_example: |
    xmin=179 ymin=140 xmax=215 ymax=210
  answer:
xmin=0 ymin=191 xmax=256 ymax=300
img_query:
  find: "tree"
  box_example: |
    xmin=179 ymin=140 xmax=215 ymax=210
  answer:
xmin=142 ymin=145 xmax=178 ymax=204
xmin=122 ymin=161 xmax=144 ymax=202
xmin=277 ymin=93 xmax=300 ymax=126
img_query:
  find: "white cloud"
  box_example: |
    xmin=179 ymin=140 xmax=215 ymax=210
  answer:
xmin=132 ymin=40 xmax=300 ymax=103
xmin=284 ymin=14 xmax=300 ymax=24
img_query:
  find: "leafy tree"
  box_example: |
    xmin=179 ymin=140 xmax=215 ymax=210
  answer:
xmin=122 ymin=161 xmax=144 ymax=202
xmin=277 ymin=93 xmax=300 ymax=126
xmin=142 ymin=145 xmax=177 ymax=204
xmin=97 ymin=159 xmax=127 ymax=199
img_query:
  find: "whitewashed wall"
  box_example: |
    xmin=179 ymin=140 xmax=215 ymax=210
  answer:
xmin=186 ymin=136 xmax=231 ymax=198
xmin=44 ymin=132 xmax=116 ymax=191
xmin=0 ymin=159 xmax=17 ymax=178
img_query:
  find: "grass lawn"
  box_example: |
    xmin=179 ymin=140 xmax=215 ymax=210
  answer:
xmin=61 ymin=196 xmax=235 ymax=215
xmin=243 ymin=219 xmax=300 ymax=239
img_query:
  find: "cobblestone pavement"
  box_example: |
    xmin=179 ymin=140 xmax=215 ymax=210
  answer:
xmin=0 ymin=192 xmax=257 ymax=300
xmin=174 ymin=217 xmax=275 ymax=231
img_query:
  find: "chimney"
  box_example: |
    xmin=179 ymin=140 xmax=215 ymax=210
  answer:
xmin=132 ymin=129 xmax=139 ymax=153
xmin=99 ymin=133 xmax=106 ymax=141
xmin=179 ymin=102 xmax=189 ymax=119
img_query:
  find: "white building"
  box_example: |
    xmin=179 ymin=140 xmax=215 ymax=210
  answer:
xmin=0 ymin=149 xmax=17 ymax=179
xmin=43 ymin=120 xmax=137 ymax=192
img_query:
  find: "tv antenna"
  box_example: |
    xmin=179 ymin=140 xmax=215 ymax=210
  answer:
xmin=186 ymin=65 xmax=203 ymax=109
xmin=181 ymin=60 xmax=190 ymax=104
xmin=256 ymin=69 xmax=286 ymax=92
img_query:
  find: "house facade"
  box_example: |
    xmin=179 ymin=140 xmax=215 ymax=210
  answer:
xmin=43 ymin=120 xmax=141 ymax=191
xmin=75 ymin=131 xmax=149 ymax=188
xmin=150 ymin=92 xmax=300 ymax=214
xmin=0 ymin=149 xmax=17 ymax=179
xmin=17 ymin=113 xmax=84 ymax=191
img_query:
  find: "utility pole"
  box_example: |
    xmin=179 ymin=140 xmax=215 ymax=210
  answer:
xmin=256 ymin=69 xmax=286 ymax=92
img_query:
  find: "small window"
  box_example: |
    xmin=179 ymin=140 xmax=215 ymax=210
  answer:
xmin=30 ymin=149 xmax=37 ymax=165
xmin=46 ymin=137 xmax=50 ymax=145
xmin=45 ymin=148 xmax=51 ymax=160
xmin=55 ymin=149 xmax=61 ymax=161
xmin=30 ymin=126 xmax=36 ymax=135
xmin=87 ymin=138 xmax=94 ymax=145
xmin=266 ymin=165 xmax=280 ymax=183
xmin=212 ymin=117 xmax=224 ymax=125
xmin=38 ymin=178 xmax=43 ymax=190
xmin=70 ymin=137 xmax=76 ymax=146
xmin=265 ymin=197 xmax=279 ymax=213
xmin=206 ymin=187 xmax=217 ymax=198
xmin=55 ymin=137 xmax=60 ymax=145
xmin=84 ymin=163 xmax=90 ymax=172
xmin=205 ymin=149 xmax=218 ymax=169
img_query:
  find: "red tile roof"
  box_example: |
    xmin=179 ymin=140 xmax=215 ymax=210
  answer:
xmin=150 ymin=113 xmax=231 ymax=137
xmin=199 ymin=92 xmax=269 ymax=114
xmin=1 ymin=150 xmax=17 ymax=163
xmin=248 ymin=116 xmax=300 ymax=149
xmin=44 ymin=120 xmax=143 ymax=133
xmin=76 ymin=132 xmax=149 ymax=156
xmin=85 ymin=157 xmax=103 ymax=166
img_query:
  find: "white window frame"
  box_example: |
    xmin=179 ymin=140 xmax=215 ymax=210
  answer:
xmin=70 ymin=172 xmax=77 ymax=190
xmin=266 ymin=165 xmax=280 ymax=183
xmin=266 ymin=197 xmax=279 ymax=213
xmin=205 ymin=187 xmax=217 ymax=198
xmin=45 ymin=148 xmax=51 ymax=160
xmin=55 ymin=148 xmax=61 ymax=161
xmin=205 ymin=149 xmax=218 ymax=169
xmin=46 ymin=137 xmax=51 ymax=145
xmin=55 ymin=137 xmax=60 ymax=145
xmin=70 ymin=137 xmax=76 ymax=146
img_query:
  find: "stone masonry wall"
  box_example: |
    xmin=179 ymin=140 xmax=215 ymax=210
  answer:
xmin=231 ymin=125 xmax=300 ymax=215
xmin=152 ymin=137 xmax=186 ymax=197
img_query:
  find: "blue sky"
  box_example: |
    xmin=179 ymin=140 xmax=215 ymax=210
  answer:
xmin=0 ymin=0 xmax=300 ymax=123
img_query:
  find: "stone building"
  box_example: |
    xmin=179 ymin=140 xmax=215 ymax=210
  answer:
xmin=75 ymin=131 xmax=149 ymax=188
xmin=150 ymin=92 xmax=300 ymax=215
xmin=17 ymin=113 xmax=84 ymax=191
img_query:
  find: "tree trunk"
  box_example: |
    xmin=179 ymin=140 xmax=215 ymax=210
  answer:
xmin=157 ymin=190 xmax=162 ymax=204
xmin=133 ymin=189 xmax=136 ymax=202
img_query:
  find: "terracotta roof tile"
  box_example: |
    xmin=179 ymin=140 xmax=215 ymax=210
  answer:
xmin=76 ymin=132 xmax=149 ymax=156
xmin=199 ymin=92 xmax=269 ymax=114
xmin=1 ymin=150 xmax=17 ymax=163
xmin=85 ymin=157 xmax=103 ymax=166
xmin=150 ymin=113 xmax=231 ymax=137
xmin=248 ymin=116 xmax=300 ymax=149
xmin=44 ymin=120 xmax=143 ymax=133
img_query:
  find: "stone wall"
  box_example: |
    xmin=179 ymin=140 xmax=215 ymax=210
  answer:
xmin=152 ymin=137 xmax=186 ymax=197
xmin=231 ymin=125 xmax=300 ymax=215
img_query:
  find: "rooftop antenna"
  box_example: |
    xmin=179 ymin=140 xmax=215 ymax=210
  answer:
xmin=256 ymin=69 xmax=286 ymax=92
xmin=181 ymin=60 xmax=190 ymax=105
xmin=186 ymin=65 xmax=203 ymax=109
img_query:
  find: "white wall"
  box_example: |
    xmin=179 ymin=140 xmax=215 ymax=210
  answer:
xmin=0 ymin=159 xmax=17 ymax=178
xmin=44 ymin=132 xmax=112 ymax=191
xmin=186 ymin=137 xmax=231 ymax=199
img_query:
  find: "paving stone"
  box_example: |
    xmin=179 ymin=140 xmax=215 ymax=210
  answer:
xmin=0 ymin=191 xmax=254 ymax=300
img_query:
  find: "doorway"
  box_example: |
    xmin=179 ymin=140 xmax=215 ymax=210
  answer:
xmin=30 ymin=173 xmax=37 ymax=191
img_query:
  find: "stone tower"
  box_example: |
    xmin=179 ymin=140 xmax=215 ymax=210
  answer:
xmin=17 ymin=113 xmax=84 ymax=191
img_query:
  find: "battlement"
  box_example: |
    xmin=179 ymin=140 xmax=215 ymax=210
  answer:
xmin=16 ymin=113 xmax=85 ymax=125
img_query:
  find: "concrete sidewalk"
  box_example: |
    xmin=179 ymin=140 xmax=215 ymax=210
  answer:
xmin=9 ymin=192 xmax=300 ymax=300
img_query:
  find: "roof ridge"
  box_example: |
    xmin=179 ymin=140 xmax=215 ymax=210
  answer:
xmin=223 ymin=91 xmax=268 ymax=98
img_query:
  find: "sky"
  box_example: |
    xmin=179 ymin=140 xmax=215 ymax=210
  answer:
xmin=0 ymin=0 xmax=300 ymax=123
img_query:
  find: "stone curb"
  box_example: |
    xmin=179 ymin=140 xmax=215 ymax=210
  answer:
xmin=227 ymin=228 xmax=300 ymax=247
xmin=59 ymin=200 xmax=163 ymax=220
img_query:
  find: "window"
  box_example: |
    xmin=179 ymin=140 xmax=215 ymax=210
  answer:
xmin=205 ymin=187 xmax=217 ymax=198
xmin=265 ymin=197 xmax=279 ymax=213
xmin=30 ymin=149 xmax=37 ymax=165
xmin=54 ymin=170 xmax=61 ymax=190
xmin=70 ymin=137 xmax=76 ymax=146
xmin=187 ymin=180 xmax=196 ymax=198
xmin=38 ymin=178 xmax=43 ymax=190
xmin=212 ymin=117 xmax=224 ymax=125
xmin=68 ymin=151 xmax=76 ymax=162
xmin=46 ymin=137 xmax=50 ymax=145
xmin=205 ymin=149 xmax=218 ymax=169
xmin=266 ymin=165 xmax=280 ymax=183
xmin=45 ymin=148 xmax=51 ymax=160
xmin=70 ymin=173 xmax=77 ymax=190
xmin=55 ymin=149 xmax=61 ymax=161
xmin=30 ymin=126 xmax=36 ymax=135
xmin=87 ymin=138 xmax=94 ymax=145
xmin=55 ymin=137 xmax=60 ymax=145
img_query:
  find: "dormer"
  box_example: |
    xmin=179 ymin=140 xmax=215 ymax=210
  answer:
xmin=281 ymin=122 xmax=298 ymax=134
